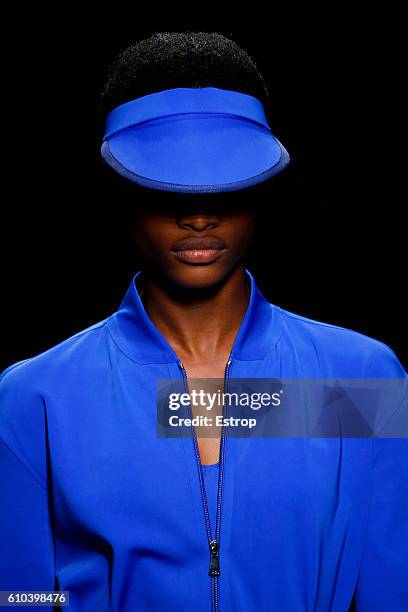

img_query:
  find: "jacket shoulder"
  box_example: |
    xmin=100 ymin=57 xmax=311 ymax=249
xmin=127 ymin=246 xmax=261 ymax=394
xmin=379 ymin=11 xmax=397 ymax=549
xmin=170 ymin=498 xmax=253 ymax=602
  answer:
xmin=0 ymin=318 xmax=112 ymax=486
xmin=0 ymin=317 xmax=111 ymax=393
xmin=278 ymin=306 xmax=406 ymax=377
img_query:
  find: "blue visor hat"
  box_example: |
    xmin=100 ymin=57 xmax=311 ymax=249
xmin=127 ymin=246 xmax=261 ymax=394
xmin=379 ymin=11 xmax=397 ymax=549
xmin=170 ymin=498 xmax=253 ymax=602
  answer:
xmin=101 ymin=87 xmax=290 ymax=193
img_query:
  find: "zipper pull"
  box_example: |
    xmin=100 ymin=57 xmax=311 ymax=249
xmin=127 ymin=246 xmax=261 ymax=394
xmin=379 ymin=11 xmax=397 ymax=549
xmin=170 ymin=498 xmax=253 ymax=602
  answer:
xmin=209 ymin=539 xmax=221 ymax=576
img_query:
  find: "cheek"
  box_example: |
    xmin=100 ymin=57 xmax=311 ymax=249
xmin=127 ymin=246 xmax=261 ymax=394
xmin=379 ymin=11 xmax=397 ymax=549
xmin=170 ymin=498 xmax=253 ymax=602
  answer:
xmin=228 ymin=217 xmax=255 ymax=252
xmin=132 ymin=217 xmax=174 ymax=257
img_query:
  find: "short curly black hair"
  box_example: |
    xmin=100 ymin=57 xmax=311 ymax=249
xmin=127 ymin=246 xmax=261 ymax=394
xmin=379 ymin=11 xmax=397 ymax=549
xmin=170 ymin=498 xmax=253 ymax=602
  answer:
xmin=100 ymin=31 xmax=270 ymax=117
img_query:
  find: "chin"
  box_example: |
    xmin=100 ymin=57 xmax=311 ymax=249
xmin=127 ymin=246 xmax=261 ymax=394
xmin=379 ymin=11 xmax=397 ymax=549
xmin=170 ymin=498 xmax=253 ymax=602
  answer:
xmin=166 ymin=264 xmax=229 ymax=290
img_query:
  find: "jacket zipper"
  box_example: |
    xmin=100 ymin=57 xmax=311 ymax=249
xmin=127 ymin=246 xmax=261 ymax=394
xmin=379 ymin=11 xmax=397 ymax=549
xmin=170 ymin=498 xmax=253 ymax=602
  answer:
xmin=178 ymin=358 xmax=232 ymax=612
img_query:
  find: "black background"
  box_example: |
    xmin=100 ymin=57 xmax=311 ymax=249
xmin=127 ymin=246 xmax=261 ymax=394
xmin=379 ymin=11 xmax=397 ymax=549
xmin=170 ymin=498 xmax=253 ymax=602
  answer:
xmin=2 ymin=8 xmax=406 ymax=372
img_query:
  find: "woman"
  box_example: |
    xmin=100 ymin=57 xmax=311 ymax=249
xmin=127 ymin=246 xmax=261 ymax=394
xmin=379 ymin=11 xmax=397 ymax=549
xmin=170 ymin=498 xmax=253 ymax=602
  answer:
xmin=1 ymin=32 xmax=407 ymax=611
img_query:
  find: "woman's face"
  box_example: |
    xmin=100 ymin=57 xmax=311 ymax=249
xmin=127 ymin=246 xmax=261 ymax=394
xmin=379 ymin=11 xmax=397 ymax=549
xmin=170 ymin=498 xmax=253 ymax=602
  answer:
xmin=130 ymin=192 xmax=256 ymax=289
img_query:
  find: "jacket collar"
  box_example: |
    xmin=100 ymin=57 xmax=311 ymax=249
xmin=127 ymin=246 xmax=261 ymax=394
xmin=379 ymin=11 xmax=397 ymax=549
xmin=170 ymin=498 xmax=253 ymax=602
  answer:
xmin=107 ymin=269 xmax=281 ymax=364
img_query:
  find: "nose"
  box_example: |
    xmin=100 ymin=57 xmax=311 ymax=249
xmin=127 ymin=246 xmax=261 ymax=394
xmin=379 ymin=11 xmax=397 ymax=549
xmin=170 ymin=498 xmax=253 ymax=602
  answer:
xmin=177 ymin=213 xmax=220 ymax=232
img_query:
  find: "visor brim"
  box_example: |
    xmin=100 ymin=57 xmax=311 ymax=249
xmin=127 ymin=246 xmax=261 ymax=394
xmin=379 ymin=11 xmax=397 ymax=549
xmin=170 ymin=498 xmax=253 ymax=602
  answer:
xmin=101 ymin=114 xmax=289 ymax=194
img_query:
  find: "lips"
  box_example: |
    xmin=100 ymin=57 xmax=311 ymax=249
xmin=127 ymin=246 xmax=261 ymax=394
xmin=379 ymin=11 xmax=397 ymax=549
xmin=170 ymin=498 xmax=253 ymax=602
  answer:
xmin=171 ymin=236 xmax=226 ymax=264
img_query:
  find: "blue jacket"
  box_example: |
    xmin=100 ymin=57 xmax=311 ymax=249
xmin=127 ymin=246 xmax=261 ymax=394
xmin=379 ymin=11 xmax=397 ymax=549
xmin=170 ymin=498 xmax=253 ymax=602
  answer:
xmin=1 ymin=270 xmax=407 ymax=611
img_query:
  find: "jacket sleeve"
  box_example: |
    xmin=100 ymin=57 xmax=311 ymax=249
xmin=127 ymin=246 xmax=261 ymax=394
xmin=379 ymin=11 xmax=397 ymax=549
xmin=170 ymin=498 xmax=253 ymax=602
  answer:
xmin=0 ymin=362 xmax=55 ymax=592
xmin=353 ymin=343 xmax=408 ymax=611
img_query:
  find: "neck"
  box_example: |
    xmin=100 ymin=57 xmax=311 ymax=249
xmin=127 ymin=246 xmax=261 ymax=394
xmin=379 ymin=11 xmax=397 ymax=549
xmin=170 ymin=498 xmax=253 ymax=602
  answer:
xmin=139 ymin=266 xmax=250 ymax=361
